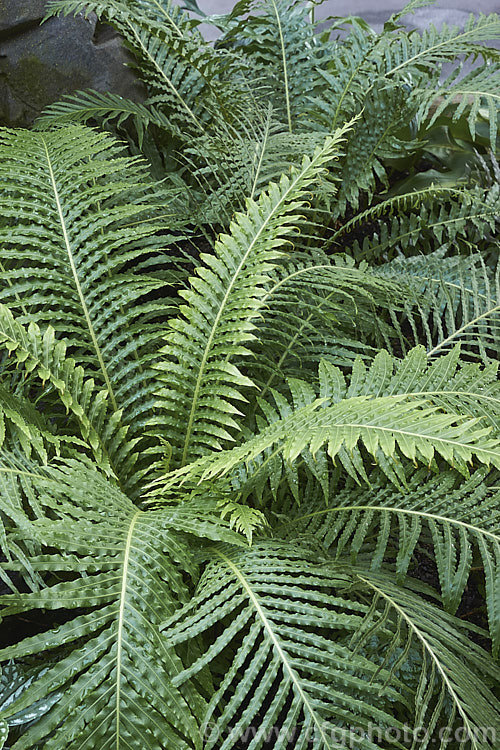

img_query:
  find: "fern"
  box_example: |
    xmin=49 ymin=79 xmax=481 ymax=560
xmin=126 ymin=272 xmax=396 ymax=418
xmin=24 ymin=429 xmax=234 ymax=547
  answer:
xmin=0 ymin=1 xmax=499 ymax=748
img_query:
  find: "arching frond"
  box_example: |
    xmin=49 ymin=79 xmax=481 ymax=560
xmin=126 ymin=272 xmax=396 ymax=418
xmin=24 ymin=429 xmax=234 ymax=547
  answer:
xmin=163 ymin=541 xmax=406 ymax=750
xmin=0 ymin=126 xmax=172 ymax=447
xmin=383 ymin=12 xmax=500 ymax=77
xmin=350 ymin=568 xmax=500 ymax=750
xmin=46 ymin=0 xmax=250 ymax=139
xmin=423 ymin=63 xmax=500 ymax=151
xmin=376 ymin=250 xmax=500 ymax=362
xmin=164 ymin=540 xmax=499 ymax=750
xmin=279 ymin=466 xmax=500 ymax=654
xmin=157 ymin=346 xmax=500 ymax=492
xmin=183 ymin=107 xmax=329 ymax=226
xmin=329 ymin=185 xmax=499 ymax=259
xmin=37 ymin=90 xmax=174 ymax=146
xmin=244 ymin=252 xmax=404 ymax=392
xmin=154 ymin=133 xmax=347 ymax=468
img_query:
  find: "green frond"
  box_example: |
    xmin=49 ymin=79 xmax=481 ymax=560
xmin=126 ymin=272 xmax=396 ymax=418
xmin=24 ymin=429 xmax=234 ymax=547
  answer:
xmin=0 ymin=126 xmax=172 ymax=448
xmin=37 ymin=90 xmax=174 ymax=147
xmin=423 ymin=63 xmax=500 ymax=150
xmin=46 ymin=0 xmax=198 ymax=37
xmin=154 ymin=132 xmax=347 ymax=468
xmin=183 ymin=106 xmax=330 ymax=225
xmin=322 ymin=344 xmax=500 ymax=435
xmin=1 ymin=3 xmax=499 ymax=747
xmin=0 ymin=455 xmax=250 ymax=749
xmin=384 ymin=13 xmax=500 ymax=77
xmin=0 ymin=306 xmax=139 ymax=492
xmin=157 ymin=346 xmax=500 ymax=492
xmin=334 ymin=85 xmax=422 ymax=213
xmin=219 ymin=0 xmax=324 ymax=132
xmin=345 ymin=186 xmax=499 ymax=260
xmin=46 ymin=0 xmax=249 ymax=139
xmin=163 ymin=541 xmax=407 ymax=750
xmin=307 ymin=22 xmax=380 ymax=134
xmin=280 ymin=465 xmax=500 ymax=654
xmin=243 ymin=252 xmax=404 ymax=392
xmin=376 ymin=249 xmax=500 ymax=362
xmin=217 ymin=498 xmax=268 ymax=545
xmin=350 ymin=568 xmax=500 ymax=750
xmin=0 ymin=385 xmax=66 ymax=464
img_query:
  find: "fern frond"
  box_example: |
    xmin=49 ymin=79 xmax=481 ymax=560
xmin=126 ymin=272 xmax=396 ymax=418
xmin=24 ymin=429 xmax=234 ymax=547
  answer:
xmin=47 ymin=0 xmax=250 ymax=138
xmin=0 ymin=456 xmax=250 ymax=749
xmin=244 ymin=252 xmax=403 ymax=392
xmin=384 ymin=13 xmax=500 ymax=77
xmin=346 ymin=186 xmax=499 ymax=261
xmin=423 ymin=63 xmax=500 ymax=150
xmin=219 ymin=0 xmax=325 ymax=132
xmin=46 ymin=0 xmax=198 ymax=37
xmin=154 ymin=132 xmax=347 ymax=468
xmin=350 ymin=568 xmax=500 ymax=750
xmin=217 ymin=498 xmax=268 ymax=545
xmin=321 ymin=345 xmax=500 ymax=435
xmin=0 ymin=385 xmax=66 ymax=465
xmin=157 ymin=346 xmax=500 ymax=491
xmin=0 ymin=126 xmax=174 ymax=459
xmin=280 ymin=465 xmax=500 ymax=654
xmin=163 ymin=541 xmax=406 ymax=750
xmin=334 ymin=84 xmax=422 ymax=213
xmin=376 ymin=250 xmax=500 ymax=362
xmin=37 ymin=90 xmax=174 ymax=146
xmin=183 ymin=105 xmax=329 ymax=225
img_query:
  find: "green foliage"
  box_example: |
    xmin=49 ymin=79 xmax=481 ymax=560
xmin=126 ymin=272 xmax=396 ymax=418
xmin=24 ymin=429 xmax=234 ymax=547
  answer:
xmin=0 ymin=1 xmax=499 ymax=748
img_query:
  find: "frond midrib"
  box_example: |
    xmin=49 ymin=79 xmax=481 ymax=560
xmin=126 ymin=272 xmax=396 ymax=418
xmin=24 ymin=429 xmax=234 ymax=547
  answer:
xmin=269 ymin=0 xmax=292 ymax=133
xmin=115 ymin=510 xmax=142 ymax=747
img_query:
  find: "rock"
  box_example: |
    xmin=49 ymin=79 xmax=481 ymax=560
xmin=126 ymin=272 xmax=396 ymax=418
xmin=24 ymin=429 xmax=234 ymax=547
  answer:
xmin=0 ymin=1 xmax=145 ymax=127
xmin=0 ymin=0 xmax=48 ymax=32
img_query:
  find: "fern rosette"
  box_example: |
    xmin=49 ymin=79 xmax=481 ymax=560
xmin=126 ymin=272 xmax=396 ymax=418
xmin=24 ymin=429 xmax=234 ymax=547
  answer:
xmin=0 ymin=0 xmax=499 ymax=748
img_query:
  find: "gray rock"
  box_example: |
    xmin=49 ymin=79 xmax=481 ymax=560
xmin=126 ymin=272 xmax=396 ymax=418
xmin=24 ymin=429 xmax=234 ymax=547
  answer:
xmin=0 ymin=0 xmax=48 ymax=32
xmin=0 ymin=2 xmax=144 ymax=127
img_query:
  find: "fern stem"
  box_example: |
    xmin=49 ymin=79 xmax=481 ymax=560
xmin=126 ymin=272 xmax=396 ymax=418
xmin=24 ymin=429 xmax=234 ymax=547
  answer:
xmin=116 ymin=510 xmax=142 ymax=748
xmin=270 ymin=0 xmax=292 ymax=133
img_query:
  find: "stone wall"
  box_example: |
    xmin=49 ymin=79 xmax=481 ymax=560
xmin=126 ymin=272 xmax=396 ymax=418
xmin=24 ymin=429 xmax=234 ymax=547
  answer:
xmin=0 ymin=1 xmax=144 ymax=127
